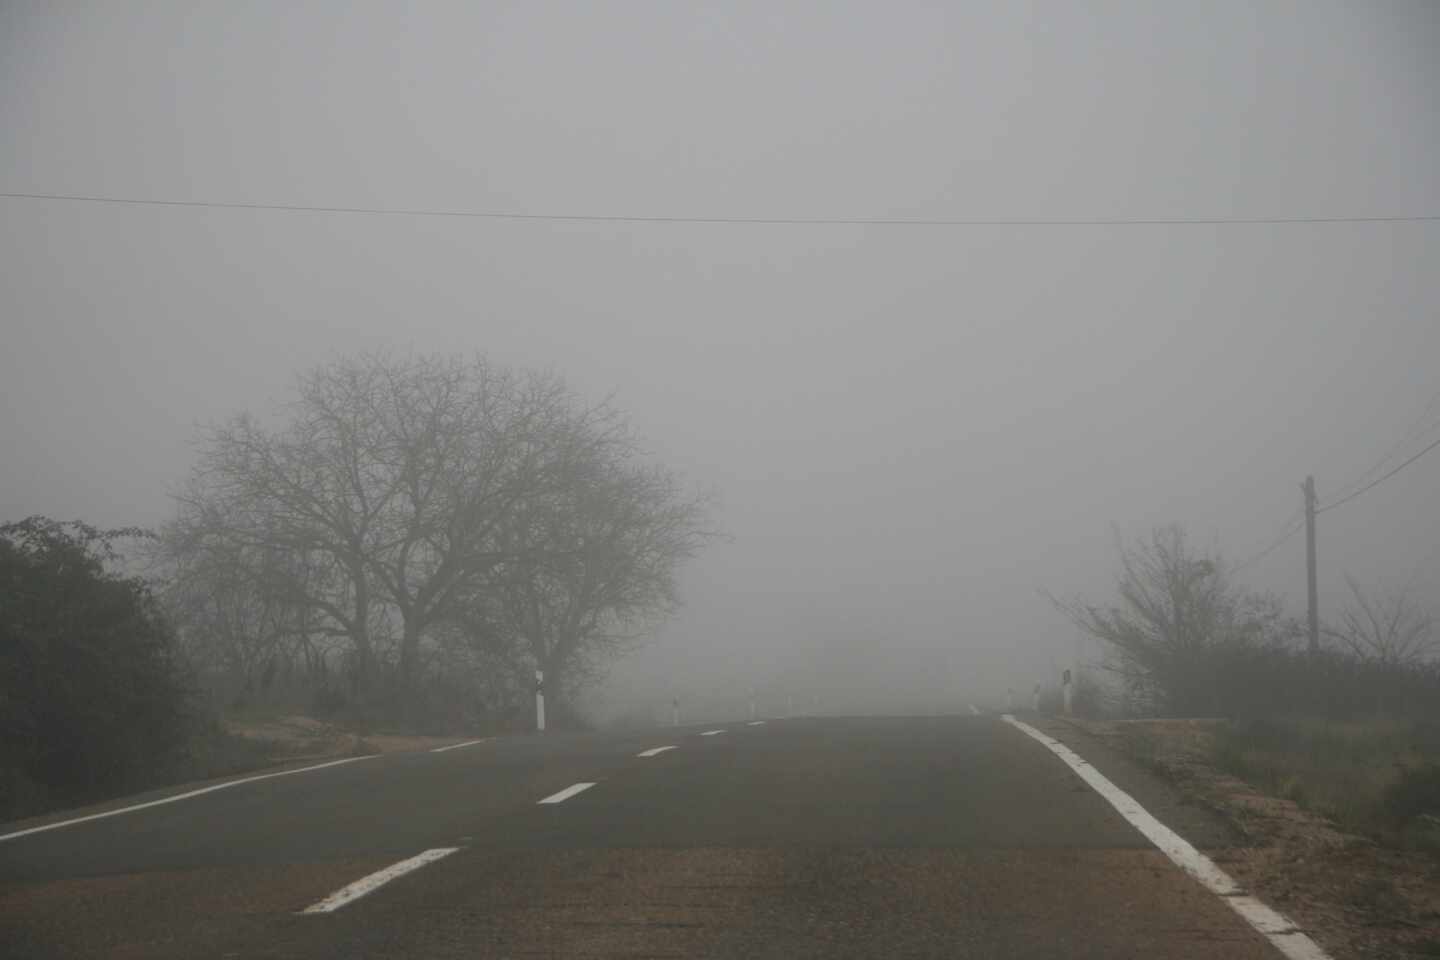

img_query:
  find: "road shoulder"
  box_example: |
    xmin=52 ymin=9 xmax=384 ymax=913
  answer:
xmin=1044 ymin=715 xmax=1440 ymax=960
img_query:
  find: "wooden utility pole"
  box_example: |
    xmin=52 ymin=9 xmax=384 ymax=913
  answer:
xmin=1303 ymin=475 xmax=1319 ymax=655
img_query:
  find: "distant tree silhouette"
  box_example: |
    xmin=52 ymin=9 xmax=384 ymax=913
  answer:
xmin=162 ymin=352 xmax=715 ymax=728
xmin=1049 ymin=525 xmax=1298 ymax=716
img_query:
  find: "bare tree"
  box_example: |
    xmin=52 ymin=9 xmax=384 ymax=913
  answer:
xmin=1049 ymin=525 xmax=1293 ymax=716
xmin=489 ymin=447 xmax=715 ymax=721
xmin=1326 ymin=575 xmax=1435 ymax=666
xmin=153 ymin=521 xmax=340 ymax=704
xmin=169 ymin=354 xmax=620 ymax=694
xmin=163 ymin=352 xmax=714 ymax=723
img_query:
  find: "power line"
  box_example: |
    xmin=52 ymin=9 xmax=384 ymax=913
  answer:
xmin=1403 ymin=539 xmax=1440 ymax=593
xmin=1318 ymin=433 xmax=1440 ymax=515
xmin=1232 ymin=509 xmax=1306 ymax=574
xmin=4 ymin=191 xmax=1440 ymax=227
xmin=1325 ymin=386 xmax=1440 ymax=505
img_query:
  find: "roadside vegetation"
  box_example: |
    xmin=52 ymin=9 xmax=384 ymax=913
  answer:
xmin=1214 ymin=715 xmax=1440 ymax=856
xmin=1051 ymin=524 xmax=1440 ymax=853
xmin=0 ymin=517 xmax=277 ymax=820
xmin=1050 ymin=528 xmax=1440 ymax=955
xmin=157 ymin=352 xmax=714 ymax=736
xmin=0 ymin=351 xmax=714 ymax=821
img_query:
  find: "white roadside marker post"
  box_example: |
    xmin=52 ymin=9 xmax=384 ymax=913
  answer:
xmin=1062 ymin=668 xmax=1074 ymax=716
xmin=535 ymin=669 xmax=546 ymax=734
xmin=672 ymin=697 xmax=680 ymax=727
xmin=1032 ymin=682 xmax=1041 ymax=713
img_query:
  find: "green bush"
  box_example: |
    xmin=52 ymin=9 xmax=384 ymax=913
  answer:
xmin=0 ymin=517 xmax=191 ymax=819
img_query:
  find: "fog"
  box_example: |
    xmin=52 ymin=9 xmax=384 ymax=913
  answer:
xmin=3 ymin=2 xmax=1438 ymax=722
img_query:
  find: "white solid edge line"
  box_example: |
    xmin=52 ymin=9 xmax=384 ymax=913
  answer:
xmin=538 ymin=782 xmax=597 ymax=804
xmin=0 ymin=755 xmax=379 ymax=844
xmin=700 ymin=729 xmax=726 ymax=736
xmin=1001 ymin=714 xmax=1333 ymax=960
xmin=300 ymin=847 xmax=460 ymax=914
xmin=746 ymin=720 xmax=766 ymax=726
xmin=637 ymin=745 xmax=678 ymax=758
xmin=430 ymin=738 xmax=491 ymax=753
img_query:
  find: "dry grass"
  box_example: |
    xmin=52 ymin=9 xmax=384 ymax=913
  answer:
xmin=1214 ymin=716 xmax=1440 ymax=855
xmin=226 ymin=713 xmax=474 ymax=758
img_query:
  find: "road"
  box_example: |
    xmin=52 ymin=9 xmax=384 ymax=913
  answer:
xmin=0 ymin=714 xmax=1310 ymax=959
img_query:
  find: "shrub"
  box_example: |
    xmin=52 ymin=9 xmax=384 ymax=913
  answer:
xmin=178 ymin=714 xmax=280 ymax=781
xmin=1052 ymin=524 xmax=1440 ymax=723
xmin=309 ymin=684 xmax=350 ymax=719
xmin=0 ymin=517 xmax=191 ymax=818
xmin=1382 ymin=765 xmax=1440 ymax=826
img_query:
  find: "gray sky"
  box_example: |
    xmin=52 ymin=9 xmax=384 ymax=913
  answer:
xmin=3 ymin=1 xmax=1438 ymax=712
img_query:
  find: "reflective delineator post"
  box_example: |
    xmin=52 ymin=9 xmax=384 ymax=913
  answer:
xmin=1062 ymin=668 xmax=1073 ymax=716
xmin=535 ymin=669 xmax=545 ymax=733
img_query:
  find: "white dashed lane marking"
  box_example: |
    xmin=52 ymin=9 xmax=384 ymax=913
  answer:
xmin=636 ymin=746 xmax=678 ymax=758
xmin=700 ymin=729 xmax=726 ymax=737
xmin=300 ymin=847 xmax=460 ymax=914
xmin=430 ymin=738 xmax=492 ymax=753
xmin=537 ymin=782 xmax=598 ymax=805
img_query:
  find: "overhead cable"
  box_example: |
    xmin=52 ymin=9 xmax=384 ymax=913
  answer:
xmin=4 ymin=191 xmax=1440 ymax=227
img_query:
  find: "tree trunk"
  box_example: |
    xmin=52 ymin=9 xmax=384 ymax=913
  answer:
xmin=349 ymin=566 xmax=375 ymax=695
xmin=398 ymin=618 xmax=422 ymax=691
xmin=350 ymin=622 xmax=374 ymax=694
xmin=540 ymin=645 xmax=573 ymax=729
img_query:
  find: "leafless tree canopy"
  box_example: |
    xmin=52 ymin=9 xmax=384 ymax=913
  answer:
xmin=158 ymin=353 xmax=714 ymax=722
xmin=490 ymin=456 xmax=713 ymax=706
xmin=1326 ymin=575 xmax=1435 ymax=667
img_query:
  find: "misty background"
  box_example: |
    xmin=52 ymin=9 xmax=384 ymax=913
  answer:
xmin=3 ymin=1 xmax=1438 ymax=720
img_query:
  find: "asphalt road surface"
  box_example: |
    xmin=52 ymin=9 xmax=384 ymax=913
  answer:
xmin=0 ymin=714 xmax=1303 ymax=959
